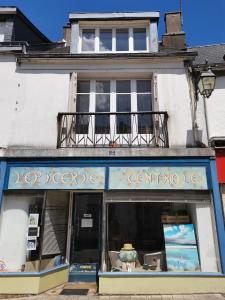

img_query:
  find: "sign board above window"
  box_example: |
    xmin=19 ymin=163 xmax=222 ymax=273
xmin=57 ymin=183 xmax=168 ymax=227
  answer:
xmin=109 ymin=167 xmax=208 ymax=190
xmin=7 ymin=166 xmax=208 ymax=190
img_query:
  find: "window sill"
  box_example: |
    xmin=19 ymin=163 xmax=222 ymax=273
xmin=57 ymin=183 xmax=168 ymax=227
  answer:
xmin=0 ymin=263 xmax=69 ymax=277
xmin=98 ymin=271 xmax=224 ymax=277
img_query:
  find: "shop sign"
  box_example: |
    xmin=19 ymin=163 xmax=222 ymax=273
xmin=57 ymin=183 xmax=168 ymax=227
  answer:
xmin=8 ymin=167 xmax=105 ymax=190
xmin=109 ymin=167 xmax=208 ymax=190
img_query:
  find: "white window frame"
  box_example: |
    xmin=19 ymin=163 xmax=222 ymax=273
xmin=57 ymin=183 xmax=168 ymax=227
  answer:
xmin=79 ymin=26 xmax=149 ymax=54
xmin=76 ymin=79 xmax=153 ymax=146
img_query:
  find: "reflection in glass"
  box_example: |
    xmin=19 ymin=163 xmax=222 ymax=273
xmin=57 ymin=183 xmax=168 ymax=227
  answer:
xmin=96 ymin=81 xmax=110 ymax=93
xmin=116 ymin=94 xmax=131 ymax=134
xmin=137 ymin=94 xmax=153 ymax=134
xmin=133 ymin=28 xmax=147 ymax=51
xmin=116 ymin=80 xmax=131 ymax=93
xmin=100 ymin=29 xmax=112 ymax=51
xmin=76 ymin=95 xmax=90 ymax=134
xmin=95 ymin=94 xmax=110 ymax=134
xmin=82 ymin=29 xmax=95 ymax=52
xmin=137 ymin=80 xmax=151 ymax=93
xmin=116 ymin=29 xmax=129 ymax=51
xmin=77 ymin=80 xmax=90 ymax=93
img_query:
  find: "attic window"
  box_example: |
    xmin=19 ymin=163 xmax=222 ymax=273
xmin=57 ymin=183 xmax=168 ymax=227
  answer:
xmin=100 ymin=29 xmax=112 ymax=51
xmin=133 ymin=28 xmax=146 ymax=50
xmin=80 ymin=27 xmax=148 ymax=53
xmin=82 ymin=29 xmax=95 ymax=51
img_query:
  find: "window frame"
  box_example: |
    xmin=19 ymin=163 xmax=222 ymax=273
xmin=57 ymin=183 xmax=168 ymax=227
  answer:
xmin=79 ymin=26 xmax=149 ymax=53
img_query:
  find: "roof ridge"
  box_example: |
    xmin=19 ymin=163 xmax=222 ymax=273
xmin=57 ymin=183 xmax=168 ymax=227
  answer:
xmin=188 ymin=43 xmax=225 ymax=49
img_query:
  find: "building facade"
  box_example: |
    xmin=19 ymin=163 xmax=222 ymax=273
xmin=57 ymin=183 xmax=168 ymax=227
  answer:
xmin=0 ymin=8 xmax=225 ymax=295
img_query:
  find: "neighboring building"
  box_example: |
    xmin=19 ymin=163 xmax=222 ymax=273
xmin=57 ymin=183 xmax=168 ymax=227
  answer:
xmin=0 ymin=8 xmax=225 ymax=295
xmin=190 ymin=44 xmax=225 ymax=222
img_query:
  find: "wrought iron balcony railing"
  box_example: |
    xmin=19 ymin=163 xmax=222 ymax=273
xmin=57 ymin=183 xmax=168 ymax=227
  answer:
xmin=57 ymin=111 xmax=169 ymax=148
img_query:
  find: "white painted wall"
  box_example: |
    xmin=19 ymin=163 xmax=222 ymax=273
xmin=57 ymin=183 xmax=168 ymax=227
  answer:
xmin=204 ymin=76 xmax=225 ymax=140
xmin=0 ymin=194 xmax=30 ymax=271
xmin=157 ymin=66 xmax=193 ymax=147
xmin=0 ymin=57 xmax=195 ymax=149
xmin=0 ymin=55 xmax=19 ymax=148
xmin=189 ymin=203 xmax=219 ymax=272
xmin=0 ymin=56 xmax=70 ymax=149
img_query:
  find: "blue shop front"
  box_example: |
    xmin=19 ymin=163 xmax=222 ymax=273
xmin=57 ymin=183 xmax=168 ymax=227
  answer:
xmin=0 ymin=158 xmax=225 ymax=294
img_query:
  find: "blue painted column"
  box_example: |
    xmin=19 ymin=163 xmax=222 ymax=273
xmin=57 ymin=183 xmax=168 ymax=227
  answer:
xmin=0 ymin=161 xmax=7 ymax=211
xmin=210 ymin=159 xmax=225 ymax=274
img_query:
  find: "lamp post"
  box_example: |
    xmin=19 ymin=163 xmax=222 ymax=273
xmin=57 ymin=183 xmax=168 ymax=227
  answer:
xmin=197 ymin=67 xmax=216 ymax=98
xmin=196 ymin=65 xmax=216 ymax=146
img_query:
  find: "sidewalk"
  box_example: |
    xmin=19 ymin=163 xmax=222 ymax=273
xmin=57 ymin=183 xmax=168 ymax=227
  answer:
xmin=1 ymin=294 xmax=224 ymax=300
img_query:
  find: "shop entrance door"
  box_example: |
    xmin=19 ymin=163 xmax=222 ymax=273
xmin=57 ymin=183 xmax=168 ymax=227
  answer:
xmin=69 ymin=193 xmax=102 ymax=282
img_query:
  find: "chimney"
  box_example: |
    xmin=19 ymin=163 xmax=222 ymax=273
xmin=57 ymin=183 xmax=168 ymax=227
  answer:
xmin=63 ymin=25 xmax=71 ymax=45
xmin=162 ymin=12 xmax=186 ymax=50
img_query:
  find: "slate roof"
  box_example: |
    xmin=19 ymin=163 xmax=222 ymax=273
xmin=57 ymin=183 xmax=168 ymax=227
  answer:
xmin=189 ymin=44 xmax=225 ymax=65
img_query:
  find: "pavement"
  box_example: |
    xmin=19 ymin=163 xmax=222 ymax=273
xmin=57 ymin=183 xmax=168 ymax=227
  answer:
xmin=0 ymin=294 xmax=224 ymax=300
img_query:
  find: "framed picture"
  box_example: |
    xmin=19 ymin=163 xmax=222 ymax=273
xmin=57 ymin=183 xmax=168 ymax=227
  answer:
xmin=27 ymin=238 xmax=37 ymax=251
xmin=165 ymin=245 xmax=200 ymax=272
xmin=163 ymin=224 xmax=197 ymax=245
xmin=28 ymin=227 xmax=40 ymax=237
xmin=28 ymin=214 xmax=39 ymax=228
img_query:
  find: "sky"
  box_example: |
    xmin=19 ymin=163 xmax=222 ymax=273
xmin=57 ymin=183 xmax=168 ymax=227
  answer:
xmin=0 ymin=0 xmax=225 ymax=46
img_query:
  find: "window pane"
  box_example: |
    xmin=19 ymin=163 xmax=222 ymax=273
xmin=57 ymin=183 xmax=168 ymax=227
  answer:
xmin=137 ymin=94 xmax=153 ymax=134
xmin=116 ymin=80 xmax=131 ymax=93
xmin=116 ymin=94 xmax=131 ymax=134
xmin=116 ymin=29 xmax=129 ymax=51
xmin=77 ymin=81 xmax=90 ymax=93
xmin=137 ymin=94 xmax=152 ymax=111
xmin=82 ymin=29 xmax=95 ymax=52
xmin=100 ymin=29 xmax=112 ymax=51
xmin=137 ymin=80 xmax=151 ymax=93
xmin=95 ymin=94 xmax=110 ymax=134
xmin=96 ymin=81 xmax=110 ymax=93
xmin=76 ymin=95 xmax=90 ymax=134
xmin=133 ymin=28 xmax=146 ymax=51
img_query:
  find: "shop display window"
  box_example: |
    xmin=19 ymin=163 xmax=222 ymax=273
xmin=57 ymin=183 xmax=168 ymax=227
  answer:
xmin=0 ymin=191 xmax=69 ymax=273
xmin=106 ymin=201 xmax=219 ymax=273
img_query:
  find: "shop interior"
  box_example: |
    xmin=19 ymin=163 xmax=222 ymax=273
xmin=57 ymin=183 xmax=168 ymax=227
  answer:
xmin=106 ymin=201 xmax=207 ymax=272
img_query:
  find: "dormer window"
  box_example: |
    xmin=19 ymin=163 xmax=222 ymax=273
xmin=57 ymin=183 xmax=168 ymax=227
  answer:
xmin=100 ymin=29 xmax=112 ymax=51
xmin=116 ymin=29 xmax=129 ymax=51
xmin=133 ymin=28 xmax=147 ymax=50
xmin=80 ymin=27 xmax=148 ymax=53
xmin=82 ymin=29 xmax=95 ymax=51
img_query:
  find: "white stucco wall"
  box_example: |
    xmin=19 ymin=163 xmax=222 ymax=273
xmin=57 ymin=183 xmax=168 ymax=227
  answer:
xmin=189 ymin=203 xmax=219 ymax=272
xmin=0 ymin=57 xmax=195 ymax=149
xmin=0 ymin=55 xmax=19 ymax=148
xmin=157 ymin=66 xmax=193 ymax=147
xmin=205 ymin=76 xmax=225 ymax=140
xmin=0 ymin=56 xmax=70 ymax=149
xmin=0 ymin=194 xmax=30 ymax=271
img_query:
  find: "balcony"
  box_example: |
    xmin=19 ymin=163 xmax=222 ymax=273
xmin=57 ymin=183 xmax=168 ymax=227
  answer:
xmin=57 ymin=111 xmax=169 ymax=148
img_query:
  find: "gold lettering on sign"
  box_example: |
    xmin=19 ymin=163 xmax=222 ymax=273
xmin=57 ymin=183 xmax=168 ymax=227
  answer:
xmin=13 ymin=170 xmax=100 ymax=186
xmin=126 ymin=170 xmax=202 ymax=187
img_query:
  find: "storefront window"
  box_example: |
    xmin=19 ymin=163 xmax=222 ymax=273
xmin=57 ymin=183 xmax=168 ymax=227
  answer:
xmin=0 ymin=191 xmax=69 ymax=273
xmin=106 ymin=199 xmax=219 ymax=273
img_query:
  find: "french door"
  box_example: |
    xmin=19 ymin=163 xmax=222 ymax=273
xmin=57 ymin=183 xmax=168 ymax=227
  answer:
xmin=75 ymin=79 xmax=153 ymax=147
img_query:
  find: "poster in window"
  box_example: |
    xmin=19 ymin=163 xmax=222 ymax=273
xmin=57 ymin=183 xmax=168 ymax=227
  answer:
xmin=28 ymin=214 xmax=39 ymax=228
xmin=27 ymin=237 xmax=37 ymax=251
xmin=28 ymin=227 xmax=40 ymax=237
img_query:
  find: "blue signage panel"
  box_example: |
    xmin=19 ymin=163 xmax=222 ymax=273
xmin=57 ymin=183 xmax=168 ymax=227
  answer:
xmin=109 ymin=167 xmax=208 ymax=190
xmin=8 ymin=167 xmax=105 ymax=190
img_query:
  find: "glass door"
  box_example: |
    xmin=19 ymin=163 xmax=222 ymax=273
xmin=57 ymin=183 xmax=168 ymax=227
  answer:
xmin=69 ymin=193 xmax=102 ymax=281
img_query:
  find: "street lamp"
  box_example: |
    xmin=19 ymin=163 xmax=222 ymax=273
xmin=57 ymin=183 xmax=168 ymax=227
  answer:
xmin=197 ymin=67 xmax=216 ymax=98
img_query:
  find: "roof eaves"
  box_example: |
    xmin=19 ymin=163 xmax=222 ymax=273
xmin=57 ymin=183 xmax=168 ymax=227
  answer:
xmin=0 ymin=6 xmax=51 ymax=43
xmin=69 ymin=11 xmax=160 ymax=22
